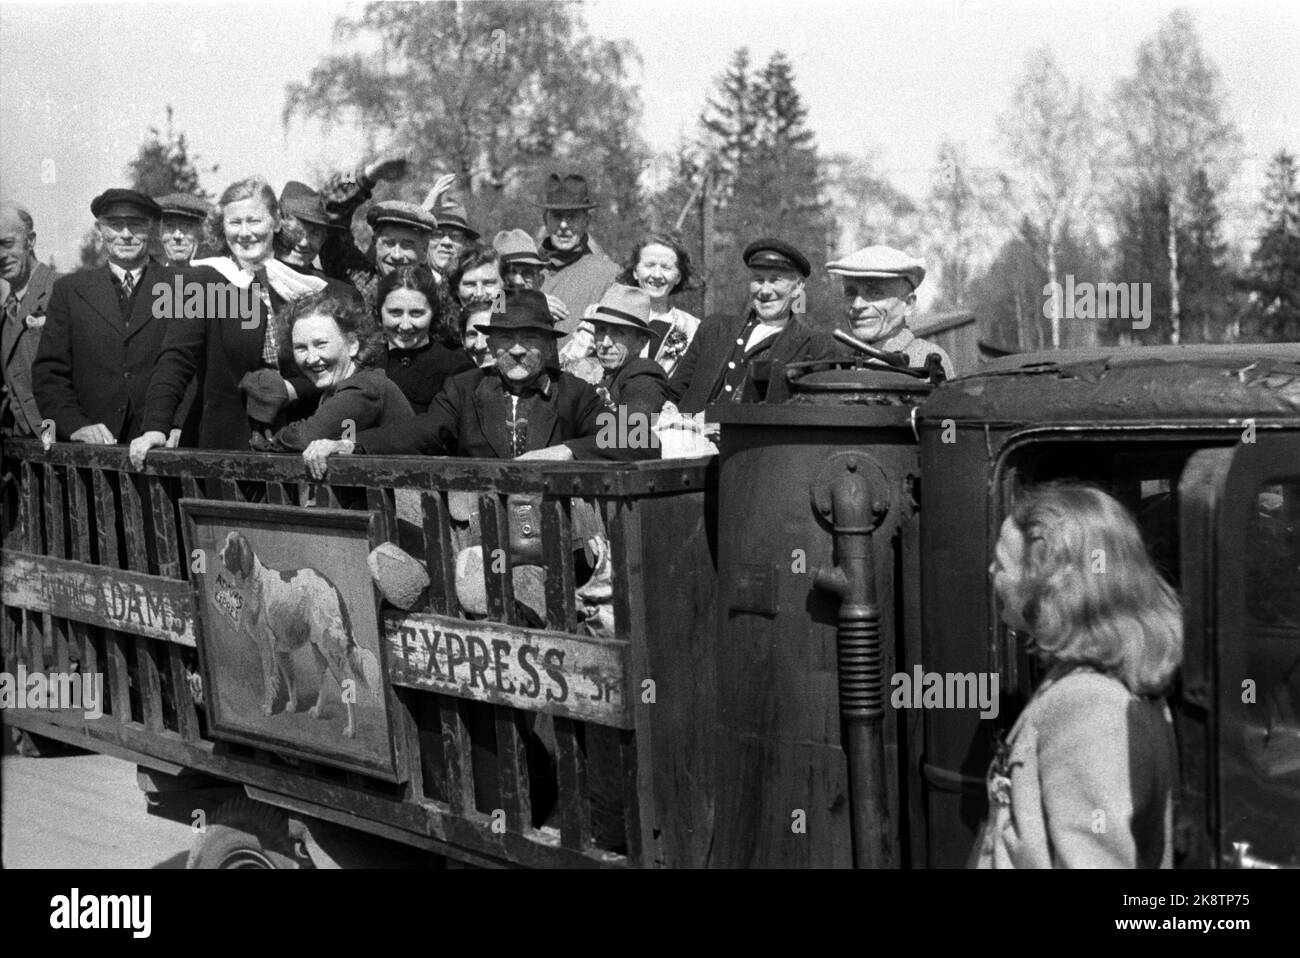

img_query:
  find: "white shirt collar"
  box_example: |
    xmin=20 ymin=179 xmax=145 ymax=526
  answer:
xmin=108 ymin=262 xmax=145 ymax=286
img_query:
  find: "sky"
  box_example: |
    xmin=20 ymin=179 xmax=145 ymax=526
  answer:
xmin=1 ymin=0 xmax=1296 ymax=271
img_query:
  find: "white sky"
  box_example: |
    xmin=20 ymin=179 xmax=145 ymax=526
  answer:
xmin=1 ymin=0 xmax=1296 ymax=270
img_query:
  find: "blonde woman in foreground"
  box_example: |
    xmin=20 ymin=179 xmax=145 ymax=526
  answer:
xmin=973 ymin=482 xmax=1183 ymax=869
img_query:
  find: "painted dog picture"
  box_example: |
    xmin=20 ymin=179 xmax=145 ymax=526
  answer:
xmin=217 ymin=530 xmax=381 ymax=739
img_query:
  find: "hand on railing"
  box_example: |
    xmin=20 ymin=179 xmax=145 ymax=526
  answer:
xmin=166 ymin=428 xmax=183 ymax=449
xmin=302 ymin=438 xmax=355 ymax=480
xmin=70 ymin=424 xmax=117 ymax=445
xmin=515 ymin=444 xmax=574 ymax=462
xmin=128 ymin=431 xmax=167 ymax=469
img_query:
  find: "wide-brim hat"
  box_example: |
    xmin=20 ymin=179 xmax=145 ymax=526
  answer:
xmin=280 ymin=181 xmax=343 ymax=231
xmin=366 ymin=200 xmax=438 ymax=234
xmin=533 ymin=173 xmax=598 ymax=211
xmin=434 ymin=198 xmax=480 ymax=240
xmin=493 ymin=228 xmax=546 ymax=267
xmin=154 ymin=193 xmax=213 ymax=223
xmin=826 ymin=245 xmax=926 ymax=289
xmin=91 ymin=188 xmax=161 ymax=220
xmin=591 ymin=284 xmax=653 ymax=334
xmin=742 ymin=238 xmax=810 ymax=278
xmin=471 ymin=289 xmax=562 ymax=336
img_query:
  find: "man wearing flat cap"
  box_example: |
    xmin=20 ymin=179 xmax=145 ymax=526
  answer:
xmin=319 ymin=155 xmax=449 ymax=313
xmin=827 ymin=245 xmax=955 ymax=379
xmin=670 ymin=238 xmax=842 ymax=414
xmin=34 ymin=189 xmax=197 ymax=444
xmin=535 ymin=173 xmax=619 ymax=340
xmin=303 ymin=290 xmax=631 ymax=469
xmin=154 ymin=193 xmax=212 ymax=266
xmin=1 ymin=202 xmax=61 ymax=438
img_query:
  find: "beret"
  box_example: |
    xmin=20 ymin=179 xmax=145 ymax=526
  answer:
xmin=742 ymin=238 xmax=810 ymax=278
xmin=91 ymin=188 xmax=161 ymax=219
xmin=366 ymin=200 xmax=438 ymax=233
xmin=826 ymin=245 xmax=926 ymax=289
xmin=154 ymin=193 xmax=213 ymax=222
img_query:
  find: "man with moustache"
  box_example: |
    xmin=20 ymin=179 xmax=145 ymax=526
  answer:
xmin=154 ymin=193 xmax=212 ymax=266
xmin=670 ymin=238 xmax=842 ymax=414
xmin=493 ymin=229 xmax=547 ymax=292
xmin=300 ymin=290 xmax=624 ymax=472
xmin=0 ymin=202 xmax=60 ymax=437
xmin=33 ymin=189 xmax=196 ymax=444
xmin=827 ymin=245 xmax=955 ymax=379
xmin=535 ymin=173 xmax=619 ymax=341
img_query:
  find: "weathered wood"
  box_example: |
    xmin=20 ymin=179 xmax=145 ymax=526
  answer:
xmin=119 ymin=472 xmax=149 ymax=572
xmin=367 ymin=487 xmax=396 ymax=544
xmin=91 ymin=469 xmax=120 ymax=568
xmin=390 ymin=687 xmax=424 ymax=804
xmin=619 ymin=730 xmax=643 ymax=865
xmin=439 ymin=697 xmax=477 ymax=815
xmin=477 ymin=494 xmax=511 ymax=623
xmin=21 ymin=460 xmax=41 ymax=553
xmin=554 ymin=718 xmax=591 ymax=851
xmin=135 ymin=635 xmax=164 ymax=733
xmin=148 ymin=478 xmax=182 ymax=579
xmin=387 ymin=610 xmax=629 ymax=727
xmin=541 ymin=497 xmax=577 ymax=633
xmin=421 ymin=492 xmax=459 ymax=616
xmin=43 ymin=464 xmax=66 ymax=560
xmin=166 ymin=644 xmax=201 ymax=742
xmin=266 ymin=481 xmax=290 ymax=505
xmin=493 ymin=706 xmax=532 ymax=831
xmin=1 ymin=552 xmax=196 ymax=646
xmin=219 ymin=479 xmax=242 ymax=503
xmin=105 ymin=631 xmax=134 ymax=725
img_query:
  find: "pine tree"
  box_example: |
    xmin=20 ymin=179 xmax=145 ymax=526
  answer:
xmin=1179 ymin=167 xmax=1240 ymax=343
xmin=1112 ymin=178 xmax=1175 ymax=345
xmin=700 ymin=48 xmax=758 ymax=202
xmin=1242 ymin=149 xmax=1300 ymax=341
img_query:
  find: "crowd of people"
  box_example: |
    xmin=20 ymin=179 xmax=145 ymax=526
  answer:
xmin=0 ymin=161 xmax=953 ymax=467
xmin=0 ymin=166 xmax=1188 ymax=870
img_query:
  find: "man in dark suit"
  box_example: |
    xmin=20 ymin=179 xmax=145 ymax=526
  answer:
xmin=33 ymin=189 xmax=196 ymax=444
xmin=670 ymin=238 xmax=843 ymax=414
xmin=299 ymin=290 xmax=615 ymax=476
xmin=1 ymin=202 xmax=60 ymax=437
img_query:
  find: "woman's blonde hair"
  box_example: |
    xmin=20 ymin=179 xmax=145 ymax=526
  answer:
xmin=1007 ymin=481 xmax=1183 ymax=696
xmin=206 ymin=177 xmax=279 ymax=256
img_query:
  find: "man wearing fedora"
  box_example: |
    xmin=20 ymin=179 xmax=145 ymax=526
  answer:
xmin=564 ymin=284 xmax=670 ymax=461
xmin=33 ymin=189 xmax=197 ymax=444
xmin=670 ymin=238 xmax=841 ymax=414
xmin=494 ymin=228 xmax=547 ymax=292
xmin=1 ymin=202 xmax=61 ymax=438
xmin=536 ymin=173 xmax=620 ymax=340
xmin=827 ymin=245 xmax=955 ymax=379
xmin=274 ymin=181 xmax=366 ymax=307
xmin=154 ymin=193 xmax=212 ymax=266
xmin=428 ymin=196 xmax=478 ymax=278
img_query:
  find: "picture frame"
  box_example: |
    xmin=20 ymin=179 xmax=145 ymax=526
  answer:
xmin=179 ymin=499 xmax=404 ymax=782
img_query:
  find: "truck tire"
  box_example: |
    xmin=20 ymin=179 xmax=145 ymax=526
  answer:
xmin=187 ymin=797 xmax=310 ymax=869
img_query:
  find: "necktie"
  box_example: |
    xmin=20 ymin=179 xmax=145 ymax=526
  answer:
xmin=255 ymin=269 xmax=280 ymax=368
xmin=3 ymin=292 xmax=18 ymax=329
xmin=121 ymin=271 xmax=135 ymax=298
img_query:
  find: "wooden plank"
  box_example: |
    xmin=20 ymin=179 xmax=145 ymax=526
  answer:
xmin=367 ymin=487 xmax=396 ymax=544
xmin=1 ymin=552 xmax=196 ymax=646
xmin=421 ymin=493 xmax=458 ymax=616
xmin=91 ymin=469 xmax=120 ymax=568
xmin=493 ymin=707 xmax=532 ymax=831
xmin=21 ymin=460 xmax=41 ymax=553
xmin=66 ymin=467 xmax=96 ymax=673
xmin=22 ymin=609 xmax=42 ymax=672
xmin=167 ymin=643 xmax=201 ymax=742
xmin=43 ymin=464 xmax=66 ymax=559
xmin=119 ymin=472 xmax=149 ymax=572
xmin=386 ymin=610 xmax=629 ymax=728
xmin=391 ymin=687 xmax=425 ymax=804
xmin=541 ymin=497 xmax=577 ymax=634
xmin=148 ymin=477 xmax=182 ymax=579
xmin=554 ymin=717 xmax=591 ymax=851
xmin=266 ymin=481 xmax=290 ymax=505
xmin=477 ymin=494 xmax=512 ymax=623
xmin=619 ymin=730 xmax=643 ymax=865
xmin=219 ymin=479 xmax=242 ymax=503
xmin=105 ymin=630 xmax=134 ymax=725
xmin=135 ymin=634 xmax=164 ymax=733
xmin=439 ymin=698 xmax=476 ymax=815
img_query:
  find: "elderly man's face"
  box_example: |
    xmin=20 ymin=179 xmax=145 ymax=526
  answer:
xmin=159 ymin=214 xmax=203 ymax=265
xmin=0 ymin=209 xmax=35 ymax=286
xmin=843 ymin=276 xmax=915 ymax=343
xmin=502 ymin=261 xmax=543 ymax=291
xmin=592 ymin=322 xmax=648 ymax=372
xmin=96 ymin=202 xmax=156 ymax=268
xmin=374 ymin=225 xmax=427 ymax=276
xmin=490 ymin=328 xmax=552 ymax=385
xmin=279 ymin=215 xmax=329 ymax=268
xmin=748 ymin=266 xmax=804 ymax=323
xmin=428 ymin=226 xmax=470 ymax=274
xmin=543 ymin=209 xmax=589 ymax=252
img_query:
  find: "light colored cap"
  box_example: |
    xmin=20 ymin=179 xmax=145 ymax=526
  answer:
xmin=826 ymin=245 xmax=926 ymax=289
xmin=366 ymin=200 xmax=438 ymax=233
xmin=592 ymin=284 xmax=652 ymax=332
xmin=493 ymin=228 xmax=545 ymax=267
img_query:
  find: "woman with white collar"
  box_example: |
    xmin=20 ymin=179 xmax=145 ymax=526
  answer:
xmin=131 ymin=177 xmax=330 ymax=463
xmin=618 ymin=232 xmax=701 ymax=378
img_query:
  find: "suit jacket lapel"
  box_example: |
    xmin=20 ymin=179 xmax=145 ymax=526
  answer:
xmin=124 ymin=262 xmax=165 ymax=340
xmin=473 ymin=373 xmax=514 ymax=459
xmin=526 ymin=376 xmax=559 ymax=450
xmin=79 ymin=266 xmax=126 ymax=334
